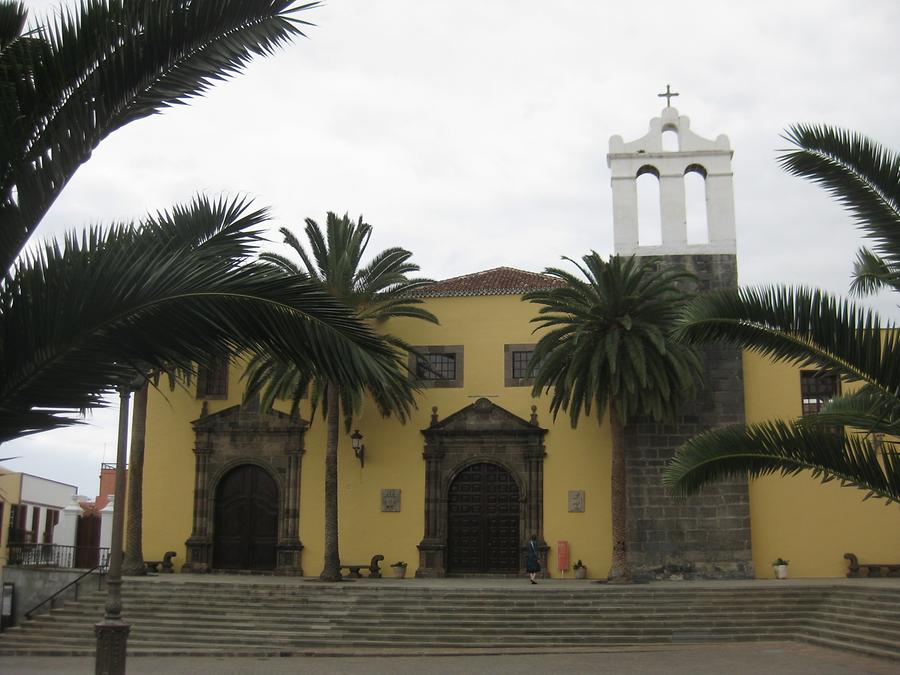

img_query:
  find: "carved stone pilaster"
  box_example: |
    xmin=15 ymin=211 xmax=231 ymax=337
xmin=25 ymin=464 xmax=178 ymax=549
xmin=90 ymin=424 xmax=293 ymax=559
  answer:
xmin=182 ymin=444 xmax=213 ymax=572
xmin=276 ymin=448 xmax=304 ymax=575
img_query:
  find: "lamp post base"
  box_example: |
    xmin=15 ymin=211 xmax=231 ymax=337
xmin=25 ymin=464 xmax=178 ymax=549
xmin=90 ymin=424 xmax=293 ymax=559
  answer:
xmin=94 ymin=620 xmax=130 ymax=675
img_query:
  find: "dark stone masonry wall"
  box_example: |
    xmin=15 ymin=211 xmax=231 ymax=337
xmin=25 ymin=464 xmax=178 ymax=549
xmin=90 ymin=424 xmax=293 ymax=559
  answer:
xmin=625 ymin=253 xmax=754 ymax=580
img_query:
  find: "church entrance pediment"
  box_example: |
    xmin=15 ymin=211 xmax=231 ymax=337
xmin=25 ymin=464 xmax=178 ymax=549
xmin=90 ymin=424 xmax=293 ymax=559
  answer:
xmin=192 ymin=402 xmax=307 ymax=435
xmin=424 ymin=397 xmax=546 ymax=438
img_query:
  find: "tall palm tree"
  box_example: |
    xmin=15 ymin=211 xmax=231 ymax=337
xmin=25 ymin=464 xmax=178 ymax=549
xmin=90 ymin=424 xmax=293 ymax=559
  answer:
xmin=246 ymin=213 xmax=439 ymax=581
xmin=664 ymin=126 xmax=900 ymax=504
xmin=525 ymin=253 xmax=702 ymax=581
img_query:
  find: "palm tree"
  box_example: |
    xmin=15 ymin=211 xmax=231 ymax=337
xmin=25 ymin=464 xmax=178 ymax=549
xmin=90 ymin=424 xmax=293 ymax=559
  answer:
xmin=525 ymin=253 xmax=702 ymax=581
xmin=246 ymin=213 xmax=438 ymax=581
xmin=664 ymin=125 xmax=900 ymax=504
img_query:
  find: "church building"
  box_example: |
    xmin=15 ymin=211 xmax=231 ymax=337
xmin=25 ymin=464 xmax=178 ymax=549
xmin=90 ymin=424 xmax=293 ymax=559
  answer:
xmin=139 ymin=105 xmax=900 ymax=580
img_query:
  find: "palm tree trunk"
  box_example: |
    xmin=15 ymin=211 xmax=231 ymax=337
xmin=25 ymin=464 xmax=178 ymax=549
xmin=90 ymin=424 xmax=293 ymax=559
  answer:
xmin=607 ymin=402 xmax=630 ymax=582
xmin=122 ymin=382 xmax=148 ymax=576
xmin=320 ymin=382 xmax=342 ymax=581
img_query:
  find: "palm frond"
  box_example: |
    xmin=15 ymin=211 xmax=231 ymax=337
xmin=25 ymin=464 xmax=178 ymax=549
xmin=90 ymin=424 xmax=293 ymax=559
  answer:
xmin=677 ymin=285 xmax=900 ymax=394
xmin=779 ymin=124 xmax=900 ymax=271
xmin=797 ymin=386 xmax=900 ymax=437
xmin=849 ymin=247 xmax=900 ymax=297
xmin=0 ymin=195 xmax=399 ymax=441
xmin=247 ymin=211 xmax=435 ymax=429
xmin=0 ymin=1 xmax=26 ymax=53
xmin=1 ymin=0 xmax=320 ymax=271
xmin=664 ymin=419 xmax=900 ymax=503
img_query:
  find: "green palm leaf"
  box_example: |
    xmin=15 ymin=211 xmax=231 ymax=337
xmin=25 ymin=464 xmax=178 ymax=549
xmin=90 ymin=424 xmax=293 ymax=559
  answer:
xmin=1 ymin=0 xmax=319 ymax=271
xmin=677 ymin=285 xmax=899 ymax=394
xmin=779 ymin=125 xmax=900 ymax=273
xmin=0 ymin=195 xmax=394 ymax=442
xmin=849 ymin=247 xmax=900 ymax=296
xmin=664 ymin=420 xmax=900 ymax=503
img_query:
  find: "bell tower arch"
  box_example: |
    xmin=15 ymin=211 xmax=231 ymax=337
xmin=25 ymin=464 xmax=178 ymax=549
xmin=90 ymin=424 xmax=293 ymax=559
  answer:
xmin=608 ymin=103 xmax=736 ymax=256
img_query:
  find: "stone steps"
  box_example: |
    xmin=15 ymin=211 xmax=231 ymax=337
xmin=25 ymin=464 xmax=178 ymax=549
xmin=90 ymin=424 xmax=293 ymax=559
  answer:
xmin=1 ymin=580 xmax=898 ymax=659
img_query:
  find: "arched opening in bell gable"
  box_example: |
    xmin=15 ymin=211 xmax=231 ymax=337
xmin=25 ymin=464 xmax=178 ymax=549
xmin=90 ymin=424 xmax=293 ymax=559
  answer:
xmin=684 ymin=163 xmax=709 ymax=245
xmin=636 ymin=164 xmax=662 ymax=246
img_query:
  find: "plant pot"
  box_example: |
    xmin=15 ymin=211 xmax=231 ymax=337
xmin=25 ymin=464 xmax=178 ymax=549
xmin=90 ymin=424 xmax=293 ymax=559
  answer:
xmin=574 ymin=567 xmax=587 ymax=580
xmin=773 ymin=564 xmax=788 ymax=580
xmin=391 ymin=565 xmax=407 ymax=579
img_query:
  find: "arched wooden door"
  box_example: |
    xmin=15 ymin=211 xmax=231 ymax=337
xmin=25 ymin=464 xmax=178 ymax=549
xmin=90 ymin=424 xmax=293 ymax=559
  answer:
xmin=447 ymin=462 xmax=520 ymax=573
xmin=213 ymin=464 xmax=278 ymax=571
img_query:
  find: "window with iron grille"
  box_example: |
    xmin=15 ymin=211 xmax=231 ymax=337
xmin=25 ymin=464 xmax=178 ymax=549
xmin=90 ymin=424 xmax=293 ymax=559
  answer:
xmin=511 ymin=351 xmax=533 ymax=380
xmin=800 ymin=370 xmax=840 ymax=416
xmin=409 ymin=346 xmax=464 ymax=388
xmin=197 ymin=353 xmax=229 ymax=399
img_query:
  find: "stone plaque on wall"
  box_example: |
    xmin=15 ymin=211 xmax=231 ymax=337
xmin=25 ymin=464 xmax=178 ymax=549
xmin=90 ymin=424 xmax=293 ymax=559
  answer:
xmin=381 ymin=488 xmax=401 ymax=512
xmin=568 ymin=490 xmax=585 ymax=513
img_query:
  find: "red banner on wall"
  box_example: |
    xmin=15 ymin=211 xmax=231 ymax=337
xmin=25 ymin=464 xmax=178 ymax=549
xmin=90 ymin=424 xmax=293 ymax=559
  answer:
xmin=557 ymin=540 xmax=569 ymax=571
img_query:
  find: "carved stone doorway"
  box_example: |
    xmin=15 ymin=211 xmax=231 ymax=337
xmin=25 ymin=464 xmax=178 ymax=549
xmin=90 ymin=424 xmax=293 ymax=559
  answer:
xmin=417 ymin=397 xmax=548 ymax=577
xmin=447 ymin=462 xmax=520 ymax=573
xmin=183 ymin=403 xmax=306 ymax=575
xmin=213 ymin=464 xmax=278 ymax=571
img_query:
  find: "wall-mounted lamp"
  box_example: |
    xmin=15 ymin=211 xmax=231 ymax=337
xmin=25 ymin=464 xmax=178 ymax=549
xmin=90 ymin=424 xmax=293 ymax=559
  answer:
xmin=351 ymin=429 xmax=365 ymax=468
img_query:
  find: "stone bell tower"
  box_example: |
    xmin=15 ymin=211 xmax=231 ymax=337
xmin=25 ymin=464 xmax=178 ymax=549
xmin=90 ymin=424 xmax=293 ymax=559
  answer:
xmin=605 ymin=90 xmax=753 ymax=579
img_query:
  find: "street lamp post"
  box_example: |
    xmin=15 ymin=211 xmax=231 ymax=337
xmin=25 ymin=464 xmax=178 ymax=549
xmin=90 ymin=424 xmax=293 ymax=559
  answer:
xmin=95 ymin=384 xmax=133 ymax=675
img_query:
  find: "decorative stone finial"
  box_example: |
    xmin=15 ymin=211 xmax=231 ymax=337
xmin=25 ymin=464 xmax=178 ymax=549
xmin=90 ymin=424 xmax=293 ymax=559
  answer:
xmin=430 ymin=406 xmax=439 ymax=426
xmin=200 ymin=401 xmax=209 ymax=418
xmin=530 ymin=405 xmax=538 ymax=426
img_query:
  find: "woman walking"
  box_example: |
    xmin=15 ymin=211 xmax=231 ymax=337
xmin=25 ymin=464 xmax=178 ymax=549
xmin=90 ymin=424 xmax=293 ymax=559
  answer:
xmin=526 ymin=534 xmax=541 ymax=584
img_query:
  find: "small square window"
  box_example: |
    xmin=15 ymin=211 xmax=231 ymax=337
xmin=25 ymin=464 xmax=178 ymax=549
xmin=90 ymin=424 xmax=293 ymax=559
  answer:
xmin=504 ymin=344 xmax=538 ymax=387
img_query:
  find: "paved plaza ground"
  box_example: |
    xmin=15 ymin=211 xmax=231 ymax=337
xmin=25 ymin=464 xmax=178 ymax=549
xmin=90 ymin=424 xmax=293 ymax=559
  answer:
xmin=3 ymin=642 xmax=898 ymax=675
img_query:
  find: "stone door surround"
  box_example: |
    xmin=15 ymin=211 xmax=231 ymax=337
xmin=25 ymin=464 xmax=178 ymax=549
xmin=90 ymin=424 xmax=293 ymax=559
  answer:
xmin=183 ymin=402 xmax=307 ymax=575
xmin=417 ymin=397 xmax=547 ymax=577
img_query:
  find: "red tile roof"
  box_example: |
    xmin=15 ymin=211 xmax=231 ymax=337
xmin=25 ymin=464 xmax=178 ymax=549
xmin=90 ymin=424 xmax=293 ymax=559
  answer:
xmin=411 ymin=267 xmax=563 ymax=298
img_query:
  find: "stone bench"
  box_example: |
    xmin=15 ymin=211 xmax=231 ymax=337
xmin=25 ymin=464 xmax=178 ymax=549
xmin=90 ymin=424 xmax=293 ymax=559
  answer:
xmin=340 ymin=554 xmax=384 ymax=578
xmin=844 ymin=552 xmax=900 ymax=578
xmin=145 ymin=551 xmax=177 ymax=574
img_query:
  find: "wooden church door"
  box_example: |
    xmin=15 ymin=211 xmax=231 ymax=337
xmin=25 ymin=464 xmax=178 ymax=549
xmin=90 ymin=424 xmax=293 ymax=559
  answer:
xmin=213 ymin=464 xmax=278 ymax=571
xmin=447 ymin=462 xmax=520 ymax=573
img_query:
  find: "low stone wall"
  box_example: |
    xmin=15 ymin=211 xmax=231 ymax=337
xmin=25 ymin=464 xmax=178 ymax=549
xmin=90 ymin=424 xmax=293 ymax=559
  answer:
xmin=1 ymin=566 xmax=105 ymax=625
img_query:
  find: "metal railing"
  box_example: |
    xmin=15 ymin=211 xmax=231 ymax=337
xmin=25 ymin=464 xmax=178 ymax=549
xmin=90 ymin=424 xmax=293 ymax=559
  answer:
xmin=25 ymin=562 xmax=108 ymax=620
xmin=7 ymin=543 xmax=111 ymax=570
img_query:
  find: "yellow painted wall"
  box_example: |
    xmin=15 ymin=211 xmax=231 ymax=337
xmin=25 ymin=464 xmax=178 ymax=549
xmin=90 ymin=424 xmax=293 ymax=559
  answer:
xmin=141 ymin=294 xmax=613 ymax=578
xmin=0 ymin=471 xmax=22 ymax=568
xmin=743 ymin=352 xmax=900 ymax=577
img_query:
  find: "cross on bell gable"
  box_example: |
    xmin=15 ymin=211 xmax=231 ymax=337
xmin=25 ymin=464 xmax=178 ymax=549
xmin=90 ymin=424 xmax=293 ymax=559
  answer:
xmin=658 ymin=84 xmax=679 ymax=107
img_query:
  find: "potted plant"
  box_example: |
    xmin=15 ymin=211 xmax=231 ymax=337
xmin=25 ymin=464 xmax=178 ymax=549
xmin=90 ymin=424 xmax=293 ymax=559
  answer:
xmin=772 ymin=558 xmax=789 ymax=579
xmin=390 ymin=561 xmax=407 ymax=578
xmin=573 ymin=559 xmax=587 ymax=579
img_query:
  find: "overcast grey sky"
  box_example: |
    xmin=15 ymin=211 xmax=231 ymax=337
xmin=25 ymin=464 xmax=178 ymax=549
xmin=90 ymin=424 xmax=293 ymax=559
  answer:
xmin=5 ymin=0 xmax=900 ymax=495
